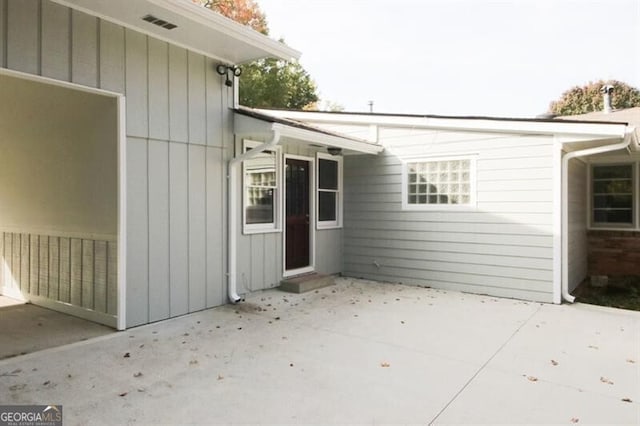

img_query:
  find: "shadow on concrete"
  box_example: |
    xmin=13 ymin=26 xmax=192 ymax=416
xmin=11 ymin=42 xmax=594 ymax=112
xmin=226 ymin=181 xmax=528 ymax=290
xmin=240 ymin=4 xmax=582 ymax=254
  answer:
xmin=0 ymin=296 xmax=114 ymax=360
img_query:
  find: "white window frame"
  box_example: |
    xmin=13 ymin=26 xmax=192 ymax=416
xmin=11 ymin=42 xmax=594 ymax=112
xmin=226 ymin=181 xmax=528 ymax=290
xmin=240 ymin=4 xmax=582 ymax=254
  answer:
xmin=401 ymin=154 xmax=477 ymax=211
xmin=242 ymin=139 xmax=282 ymax=234
xmin=587 ymin=160 xmax=637 ymax=230
xmin=316 ymin=152 xmax=343 ymax=229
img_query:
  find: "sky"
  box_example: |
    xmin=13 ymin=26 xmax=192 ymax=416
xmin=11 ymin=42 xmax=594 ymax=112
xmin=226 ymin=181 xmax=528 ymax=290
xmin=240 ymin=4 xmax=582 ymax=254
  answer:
xmin=257 ymin=0 xmax=640 ymax=118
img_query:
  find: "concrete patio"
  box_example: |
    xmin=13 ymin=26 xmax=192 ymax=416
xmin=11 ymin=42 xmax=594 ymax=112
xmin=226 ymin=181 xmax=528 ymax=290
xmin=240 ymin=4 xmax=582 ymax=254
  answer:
xmin=1 ymin=278 xmax=638 ymax=424
xmin=0 ymin=296 xmax=114 ymax=360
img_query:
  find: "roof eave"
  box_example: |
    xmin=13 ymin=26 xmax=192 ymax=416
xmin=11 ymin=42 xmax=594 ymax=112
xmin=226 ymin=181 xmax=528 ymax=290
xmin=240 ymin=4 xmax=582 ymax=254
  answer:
xmin=147 ymin=0 xmax=300 ymax=63
xmin=234 ymin=111 xmax=382 ymax=155
xmin=258 ymin=110 xmax=629 ymax=139
xmin=50 ymin=0 xmax=300 ymax=64
xmin=271 ymin=123 xmax=383 ymax=155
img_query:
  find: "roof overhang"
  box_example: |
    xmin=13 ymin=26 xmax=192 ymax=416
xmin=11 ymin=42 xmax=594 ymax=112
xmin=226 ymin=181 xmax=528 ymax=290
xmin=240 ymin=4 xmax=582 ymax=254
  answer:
xmin=257 ymin=109 xmax=630 ymax=140
xmin=234 ymin=110 xmax=383 ymax=155
xmin=50 ymin=0 xmax=300 ymax=64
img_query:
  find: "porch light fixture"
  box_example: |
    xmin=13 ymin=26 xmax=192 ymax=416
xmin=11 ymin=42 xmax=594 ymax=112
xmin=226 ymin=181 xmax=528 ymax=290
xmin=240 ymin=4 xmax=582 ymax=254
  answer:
xmin=216 ymin=64 xmax=242 ymax=87
xmin=327 ymin=147 xmax=342 ymax=156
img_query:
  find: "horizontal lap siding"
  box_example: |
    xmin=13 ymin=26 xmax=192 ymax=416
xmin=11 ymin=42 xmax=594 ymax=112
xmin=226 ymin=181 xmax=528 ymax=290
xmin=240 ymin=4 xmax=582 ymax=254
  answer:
xmin=344 ymin=128 xmax=555 ymax=302
xmin=1 ymin=1 xmax=230 ymax=327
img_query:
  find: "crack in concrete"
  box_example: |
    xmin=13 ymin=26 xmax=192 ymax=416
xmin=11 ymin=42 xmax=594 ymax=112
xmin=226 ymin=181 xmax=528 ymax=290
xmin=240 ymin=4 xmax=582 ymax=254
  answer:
xmin=428 ymin=303 xmax=543 ymax=425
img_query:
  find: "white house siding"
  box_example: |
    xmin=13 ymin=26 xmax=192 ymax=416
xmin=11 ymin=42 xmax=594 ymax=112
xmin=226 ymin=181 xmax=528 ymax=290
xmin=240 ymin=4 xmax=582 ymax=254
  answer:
xmin=233 ymin=137 xmax=343 ymax=293
xmin=0 ymin=0 xmax=232 ymax=327
xmin=343 ymin=126 xmax=556 ymax=302
xmin=567 ymin=158 xmax=588 ymax=291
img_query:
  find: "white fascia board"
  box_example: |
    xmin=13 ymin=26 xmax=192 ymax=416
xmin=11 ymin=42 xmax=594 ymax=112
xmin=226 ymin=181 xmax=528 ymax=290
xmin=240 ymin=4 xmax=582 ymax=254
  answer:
xmin=147 ymin=0 xmax=300 ymax=62
xmin=51 ymin=0 xmax=300 ymax=64
xmin=260 ymin=110 xmax=629 ymax=139
xmin=271 ymin=123 xmax=383 ymax=155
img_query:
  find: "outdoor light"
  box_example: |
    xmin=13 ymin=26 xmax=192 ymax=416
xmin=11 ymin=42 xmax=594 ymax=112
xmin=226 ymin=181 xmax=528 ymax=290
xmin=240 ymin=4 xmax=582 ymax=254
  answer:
xmin=327 ymin=147 xmax=342 ymax=156
xmin=216 ymin=64 xmax=242 ymax=87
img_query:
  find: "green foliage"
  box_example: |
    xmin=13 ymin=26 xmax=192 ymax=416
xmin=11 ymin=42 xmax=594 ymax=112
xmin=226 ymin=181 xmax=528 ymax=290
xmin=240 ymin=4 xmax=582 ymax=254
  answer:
xmin=193 ymin=0 xmax=320 ymax=110
xmin=239 ymin=57 xmax=319 ymax=110
xmin=192 ymin=0 xmax=268 ymax=34
xmin=549 ymin=80 xmax=640 ymax=115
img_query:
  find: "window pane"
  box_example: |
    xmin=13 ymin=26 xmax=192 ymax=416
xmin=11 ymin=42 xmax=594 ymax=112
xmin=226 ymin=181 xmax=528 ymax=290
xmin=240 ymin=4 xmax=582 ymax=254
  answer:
xmin=593 ymin=165 xmax=632 ymax=179
xmin=593 ymin=209 xmax=633 ymax=224
xmin=319 ymin=159 xmax=338 ymax=190
xmin=406 ymin=159 xmax=472 ymax=205
xmin=246 ymin=188 xmax=274 ymax=224
xmin=593 ymin=194 xmax=632 ymax=209
xmin=245 ymin=150 xmax=276 ymax=188
xmin=593 ymin=180 xmax=632 ymax=194
xmin=318 ymin=191 xmax=336 ymax=221
xmin=591 ymin=164 xmax=633 ymax=225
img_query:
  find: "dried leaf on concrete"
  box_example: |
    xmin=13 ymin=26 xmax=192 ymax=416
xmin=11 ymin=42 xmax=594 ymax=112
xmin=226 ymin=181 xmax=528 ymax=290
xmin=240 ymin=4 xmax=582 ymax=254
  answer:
xmin=600 ymin=376 xmax=614 ymax=385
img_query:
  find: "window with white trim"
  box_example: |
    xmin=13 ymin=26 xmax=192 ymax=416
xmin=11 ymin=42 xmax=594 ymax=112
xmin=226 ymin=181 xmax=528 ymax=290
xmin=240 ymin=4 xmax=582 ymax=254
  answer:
xmin=243 ymin=140 xmax=281 ymax=233
xmin=591 ymin=163 xmax=634 ymax=227
xmin=403 ymin=157 xmax=475 ymax=209
xmin=316 ymin=153 xmax=342 ymax=228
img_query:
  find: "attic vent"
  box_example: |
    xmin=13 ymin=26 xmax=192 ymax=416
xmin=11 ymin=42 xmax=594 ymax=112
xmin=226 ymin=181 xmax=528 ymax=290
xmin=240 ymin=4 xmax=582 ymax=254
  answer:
xmin=142 ymin=14 xmax=178 ymax=30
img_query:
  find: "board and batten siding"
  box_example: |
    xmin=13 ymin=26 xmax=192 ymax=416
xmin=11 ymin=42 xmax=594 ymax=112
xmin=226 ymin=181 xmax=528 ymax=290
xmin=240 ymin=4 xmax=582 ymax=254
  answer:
xmin=0 ymin=0 xmax=232 ymax=327
xmin=567 ymin=158 xmax=588 ymax=291
xmin=234 ymin=138 xmax=343 ymax=293
xmin=0 ymin=231 xmax=118 ymax=325
xmin=342 ymin=125 xmax=556 ymax=302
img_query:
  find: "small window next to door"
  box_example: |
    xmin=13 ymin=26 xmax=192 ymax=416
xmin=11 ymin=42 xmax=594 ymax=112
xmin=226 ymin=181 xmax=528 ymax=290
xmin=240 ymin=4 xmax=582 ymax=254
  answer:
xmin=243 ymin=140 xmax=281 ymax=234
xmin=317 ymin=153 xmax=342 ymax=229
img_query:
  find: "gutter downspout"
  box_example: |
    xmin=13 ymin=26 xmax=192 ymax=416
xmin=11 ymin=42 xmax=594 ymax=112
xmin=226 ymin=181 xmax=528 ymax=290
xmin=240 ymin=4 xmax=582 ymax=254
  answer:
xmin=561 ymin=131 xmax=632 ymax=302
xmin=227 ymin=127 xmax=282 ymax=303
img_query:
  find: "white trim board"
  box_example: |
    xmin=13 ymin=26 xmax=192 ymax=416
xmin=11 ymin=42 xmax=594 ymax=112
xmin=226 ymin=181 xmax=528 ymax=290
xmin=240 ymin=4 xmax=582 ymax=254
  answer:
xmin=0 ymin=68 xmax=127 ymax=330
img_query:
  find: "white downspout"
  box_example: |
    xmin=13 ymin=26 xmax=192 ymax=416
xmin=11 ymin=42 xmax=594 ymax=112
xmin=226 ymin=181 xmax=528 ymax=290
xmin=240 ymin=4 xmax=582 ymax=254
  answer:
xmin=227 ymin=127 xmax=282 ymax=303
xmin=561 ymin=131 xmax=632 ymax=302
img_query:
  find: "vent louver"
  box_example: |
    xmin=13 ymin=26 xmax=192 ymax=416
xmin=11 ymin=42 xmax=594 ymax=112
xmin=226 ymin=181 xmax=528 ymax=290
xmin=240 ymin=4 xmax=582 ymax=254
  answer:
xmin=142 ymin=14 xmax=178 ymax=30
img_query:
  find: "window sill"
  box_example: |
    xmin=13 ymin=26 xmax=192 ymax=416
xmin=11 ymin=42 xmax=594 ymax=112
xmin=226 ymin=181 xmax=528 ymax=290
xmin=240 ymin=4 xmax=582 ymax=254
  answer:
xmin=401 ymin=204 xmax=477 ymax=212
xmin=243 ymin=227 xmax=282 ymax=235
xmin=587 ymin=225 xmax=638 ymax=232
xmin=317 ymin=223 xmax=342 ymax=230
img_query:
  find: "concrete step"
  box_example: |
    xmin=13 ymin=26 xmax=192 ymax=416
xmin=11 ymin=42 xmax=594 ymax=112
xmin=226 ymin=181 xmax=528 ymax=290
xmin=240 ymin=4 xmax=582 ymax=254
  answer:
xmin=279 ymin=273 xmax=335 ymax=294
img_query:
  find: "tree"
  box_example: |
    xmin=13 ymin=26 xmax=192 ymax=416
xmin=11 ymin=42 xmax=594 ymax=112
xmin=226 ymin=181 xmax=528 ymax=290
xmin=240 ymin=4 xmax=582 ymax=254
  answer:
xmin=549 ymin=80 xmax=640 ymax=116
xmin=193 ymin=0 xmax=268 ymax=34
xmin=192 ymin=0 xmax=320 ymax=109
xmin=240 ymin=57 xmax=318 ymax=109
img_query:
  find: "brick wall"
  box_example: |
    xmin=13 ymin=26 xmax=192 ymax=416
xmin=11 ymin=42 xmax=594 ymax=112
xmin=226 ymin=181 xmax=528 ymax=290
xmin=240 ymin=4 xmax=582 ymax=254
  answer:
xmin=587 ymin=230 xmax=640 ymax=276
